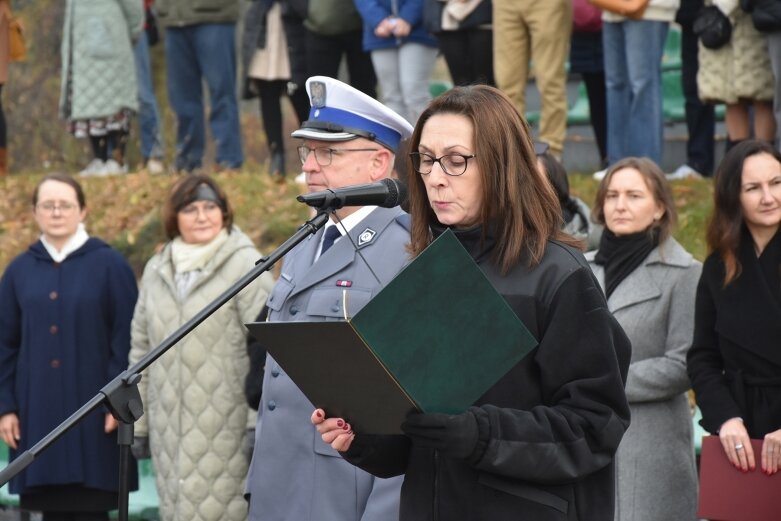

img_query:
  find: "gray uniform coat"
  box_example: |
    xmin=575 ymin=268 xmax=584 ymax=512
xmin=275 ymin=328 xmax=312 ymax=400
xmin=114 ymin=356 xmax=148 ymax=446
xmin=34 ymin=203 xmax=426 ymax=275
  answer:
xmin=246 ymin=207 xmax=409 ymax=521
xmin=586 ymin=238 xmax=700 ymax=521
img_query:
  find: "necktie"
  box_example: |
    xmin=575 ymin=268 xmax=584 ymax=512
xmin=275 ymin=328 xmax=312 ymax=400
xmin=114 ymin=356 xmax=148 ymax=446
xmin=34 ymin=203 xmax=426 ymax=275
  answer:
xmin=320 ymin=226 xmax=341 ymax=255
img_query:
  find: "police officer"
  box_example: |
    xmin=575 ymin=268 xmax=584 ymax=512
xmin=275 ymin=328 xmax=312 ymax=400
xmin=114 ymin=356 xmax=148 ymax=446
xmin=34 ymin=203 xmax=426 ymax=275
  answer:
xmin=245 ymin=76 xmax=413 ymax=521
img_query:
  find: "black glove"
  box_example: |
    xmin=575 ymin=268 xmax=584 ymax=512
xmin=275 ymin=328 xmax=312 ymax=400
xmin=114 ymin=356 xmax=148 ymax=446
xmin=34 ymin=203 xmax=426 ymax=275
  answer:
xmin=401 ymin=410 xmax=478 ymax=459
xmin=244 ymin=428 xmax=256 ymax=460
xmin=131 ymin=436 xmax=151 ymax=460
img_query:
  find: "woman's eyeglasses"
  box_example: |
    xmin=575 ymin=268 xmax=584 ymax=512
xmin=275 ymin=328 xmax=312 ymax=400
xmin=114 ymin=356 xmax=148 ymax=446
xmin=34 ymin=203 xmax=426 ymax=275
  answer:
xmin=35 ymin=202 xmax=78 ymax=214
xmin=409 ymin=152 xmax=476 ymax=177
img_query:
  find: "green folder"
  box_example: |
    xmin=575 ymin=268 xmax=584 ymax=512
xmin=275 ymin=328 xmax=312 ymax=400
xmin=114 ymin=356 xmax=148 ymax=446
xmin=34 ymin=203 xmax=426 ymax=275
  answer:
xmin=246 ymin=229 xmax=538 ymax=434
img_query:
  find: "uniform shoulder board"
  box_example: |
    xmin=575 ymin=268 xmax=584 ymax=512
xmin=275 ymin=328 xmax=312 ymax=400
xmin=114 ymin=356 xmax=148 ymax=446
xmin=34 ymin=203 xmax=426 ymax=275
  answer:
xmin=395 ymin=213 xmax=412 ymax=232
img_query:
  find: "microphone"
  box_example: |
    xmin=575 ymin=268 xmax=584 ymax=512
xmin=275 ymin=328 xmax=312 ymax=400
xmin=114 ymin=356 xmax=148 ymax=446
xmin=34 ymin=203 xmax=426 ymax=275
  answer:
xmin=296 ymin=178 xmax=407 ymax=210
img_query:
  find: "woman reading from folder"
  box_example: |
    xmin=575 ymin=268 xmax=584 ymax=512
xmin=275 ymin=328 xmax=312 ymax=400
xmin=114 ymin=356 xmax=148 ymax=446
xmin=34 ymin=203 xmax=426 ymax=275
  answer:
xmin=687 ymin=140 xmax=781 ymax=477
xmin=312 ymin=85 xmax=632 ymax=521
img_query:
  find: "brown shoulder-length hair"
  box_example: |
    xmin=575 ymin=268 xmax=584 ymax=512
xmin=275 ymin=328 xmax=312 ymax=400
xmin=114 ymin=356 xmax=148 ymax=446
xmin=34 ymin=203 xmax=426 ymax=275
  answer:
xmin=406 ymin=85 xmax=575 ymax=274
xmin=708 ymin=139 xmax=781 ymax=285
xmin=162 ymin=174 xmax=233 ymax=240
xmin=591 ymin=156 xmax=677 ymax=243
xmin=32 ymin=173 xmax=86 ymax=209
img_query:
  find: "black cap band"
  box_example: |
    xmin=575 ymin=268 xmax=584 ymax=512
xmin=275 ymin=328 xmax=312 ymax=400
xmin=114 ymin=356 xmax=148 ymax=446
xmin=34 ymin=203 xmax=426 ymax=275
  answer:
xmin=178 ymin=183 xmax=224 ymax=212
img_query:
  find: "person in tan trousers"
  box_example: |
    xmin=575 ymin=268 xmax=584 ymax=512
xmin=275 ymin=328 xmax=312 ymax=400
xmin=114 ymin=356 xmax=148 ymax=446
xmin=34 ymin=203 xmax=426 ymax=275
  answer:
xmin=493 ymin=0 xmax=571 ymax=159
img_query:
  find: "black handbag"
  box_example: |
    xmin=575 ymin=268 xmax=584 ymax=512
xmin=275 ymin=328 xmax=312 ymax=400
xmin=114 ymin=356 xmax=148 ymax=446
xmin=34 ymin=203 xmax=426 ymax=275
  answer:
xmin=751 ymin=0 xmax=781 ymax=32
xmin=145 ymin=6 xmax=160 ymax=46
xmin=693 ymin=5 xmax=733 ymax=49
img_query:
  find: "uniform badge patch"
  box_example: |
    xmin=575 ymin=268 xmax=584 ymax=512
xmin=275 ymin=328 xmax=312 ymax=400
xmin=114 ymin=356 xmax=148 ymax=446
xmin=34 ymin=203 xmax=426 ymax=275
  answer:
xmin=357 ymin=228 xmax=376 ymax=246
xmin=310 ymin=81 xmax=326 ymax=108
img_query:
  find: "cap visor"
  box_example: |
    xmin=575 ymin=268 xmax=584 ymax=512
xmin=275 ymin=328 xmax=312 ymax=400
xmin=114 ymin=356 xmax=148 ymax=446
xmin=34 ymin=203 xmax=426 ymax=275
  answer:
xmin=291 ymin=128 xmax=358 ymax=142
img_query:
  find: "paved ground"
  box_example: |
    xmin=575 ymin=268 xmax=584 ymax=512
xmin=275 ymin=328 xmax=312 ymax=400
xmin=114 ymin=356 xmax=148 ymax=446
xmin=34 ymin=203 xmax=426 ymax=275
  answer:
xmin=0 ymin=509 xmax=39 ymax=521
xmin=525 ymin=77 xmax=727 ymax=174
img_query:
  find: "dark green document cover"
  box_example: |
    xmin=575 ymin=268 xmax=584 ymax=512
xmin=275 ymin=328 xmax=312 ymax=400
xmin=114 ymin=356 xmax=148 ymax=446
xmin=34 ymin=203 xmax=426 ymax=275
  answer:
xmin=246 ymin=230 xmax=538 ymax=434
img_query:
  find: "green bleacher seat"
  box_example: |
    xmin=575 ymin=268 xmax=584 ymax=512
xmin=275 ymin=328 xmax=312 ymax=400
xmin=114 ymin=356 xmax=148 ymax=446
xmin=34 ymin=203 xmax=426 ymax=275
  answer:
xmin=662 ymin=68 xmax=725 ymax=123
xmin=0 ymin=443 xmax=20 ymax=508
xmin=663 ymin=69 xmax=686 ymax=122
xmin=109 ymin=459 xmax=160 ymax=521
xmin=0 ymin=441 xmax=159 ymax=520
xmin=430 ymin=38 xmax=725 ymax=130
xmin=692 ymin=406 xmax=710 ymax=457
xmin=662 ymin=26 xmax=682 ymax=71
xmin=567 ymin=82 xmax=591 ymax=125
xmin=428 ymin=80 xmax=452 ymax=99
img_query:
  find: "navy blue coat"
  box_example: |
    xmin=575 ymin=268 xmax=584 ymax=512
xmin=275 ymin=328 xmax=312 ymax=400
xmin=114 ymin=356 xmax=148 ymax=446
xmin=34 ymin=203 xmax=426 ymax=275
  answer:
xmin=0 ymin=238 xmax=138 ymax=494
xmin=355 ymin=0 xmax=437 ymax=51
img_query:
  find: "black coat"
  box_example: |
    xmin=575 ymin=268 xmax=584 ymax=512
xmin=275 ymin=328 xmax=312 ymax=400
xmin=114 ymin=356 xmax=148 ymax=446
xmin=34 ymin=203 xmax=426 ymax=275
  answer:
xmin=687 ymin=229 xmax=781 ymax=438
xmin=676 ymin=0 xmax=705 ymax=25
xmin=344 ymin=227 xmax=631 ymax=521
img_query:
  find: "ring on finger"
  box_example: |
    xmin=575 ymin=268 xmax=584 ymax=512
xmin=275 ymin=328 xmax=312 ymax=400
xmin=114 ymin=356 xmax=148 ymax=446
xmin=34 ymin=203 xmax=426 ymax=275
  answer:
xmin=735 ymin=443 xmax=744 ymax=450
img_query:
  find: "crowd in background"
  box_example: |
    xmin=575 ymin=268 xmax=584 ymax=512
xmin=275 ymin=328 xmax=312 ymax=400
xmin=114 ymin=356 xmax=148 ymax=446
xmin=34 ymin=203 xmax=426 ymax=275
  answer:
xmin=0 ymin=1 xmax=780 ymax=521
xmin=10 ymin=0 xmax=781 ymax=180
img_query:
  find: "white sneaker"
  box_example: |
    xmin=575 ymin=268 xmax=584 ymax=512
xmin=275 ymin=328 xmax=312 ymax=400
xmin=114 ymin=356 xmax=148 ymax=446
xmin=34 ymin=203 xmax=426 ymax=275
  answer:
xmin=592 ymin=168 xmax=608 ymax=181
xmin=78 ymin=158 xmax=106 ymax=177
xmin=146 ymin=158 xmax=165 ymax=175
xmin=102 ymin=159 xmax=128 ymax=176
xmin=667 ymin=164 xmax=703 ymax=180
xmin=294 ymin=171 xmax=306 ymax=185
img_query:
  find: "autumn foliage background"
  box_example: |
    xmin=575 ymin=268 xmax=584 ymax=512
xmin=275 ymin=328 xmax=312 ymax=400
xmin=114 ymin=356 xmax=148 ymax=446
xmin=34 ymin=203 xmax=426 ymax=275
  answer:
xmin=0 ymin=0 xmax=715 ymax=277
xmin=0 ymin=0 xmax=312 ymax=276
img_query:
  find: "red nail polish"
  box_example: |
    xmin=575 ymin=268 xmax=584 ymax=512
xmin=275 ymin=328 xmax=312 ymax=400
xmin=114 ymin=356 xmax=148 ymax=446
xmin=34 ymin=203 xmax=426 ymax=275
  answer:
xmin=343 ymin=423 xmax=350 ymax=431
xmin=336 ymin=420 xmax=344 ymax=427
xmin=316 ymin=411 xmax=323 ymax=418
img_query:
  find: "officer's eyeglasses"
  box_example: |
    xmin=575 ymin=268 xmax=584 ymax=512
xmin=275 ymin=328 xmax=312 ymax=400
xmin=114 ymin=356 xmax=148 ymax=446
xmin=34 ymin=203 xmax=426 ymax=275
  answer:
xmin=297 ymin=145 xmax=378 ymax=167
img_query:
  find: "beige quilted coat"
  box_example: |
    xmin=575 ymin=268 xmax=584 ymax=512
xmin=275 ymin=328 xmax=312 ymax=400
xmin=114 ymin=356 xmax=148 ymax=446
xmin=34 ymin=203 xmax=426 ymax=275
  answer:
xmin=698 ymin=0 xmax=774 ymax=104
xmin=130 ymin=227 xmax=274 ymax=521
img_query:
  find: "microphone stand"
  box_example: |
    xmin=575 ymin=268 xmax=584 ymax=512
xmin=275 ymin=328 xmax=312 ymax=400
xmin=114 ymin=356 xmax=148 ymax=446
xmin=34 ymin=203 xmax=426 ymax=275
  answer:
xmin=0 ymin=210 xmax=331 ymax=521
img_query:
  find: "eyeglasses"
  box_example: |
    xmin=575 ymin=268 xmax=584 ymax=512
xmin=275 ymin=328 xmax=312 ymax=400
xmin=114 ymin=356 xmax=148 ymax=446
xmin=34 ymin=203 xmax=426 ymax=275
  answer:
xmin=35 ymin=201 xmax=78 ymax=214
xmin=297 ymin=145 xmax=378 ymax=166
xmin=409 ymin=152 xmax=476 ymax=177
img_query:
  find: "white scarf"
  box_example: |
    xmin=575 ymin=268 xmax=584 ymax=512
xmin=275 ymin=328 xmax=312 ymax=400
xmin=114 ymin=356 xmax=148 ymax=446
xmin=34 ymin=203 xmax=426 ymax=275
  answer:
xmin=441 ymin=0 xmax=483 ymax=30
xmin=171 ymin=228 xmax=230 ymax=299
xmin=40 ymin=223 xmax=90 ymax=263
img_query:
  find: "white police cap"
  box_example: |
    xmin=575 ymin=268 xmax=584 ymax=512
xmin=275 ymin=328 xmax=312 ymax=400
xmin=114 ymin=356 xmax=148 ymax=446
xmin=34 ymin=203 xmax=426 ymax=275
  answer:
xmin=291 ymin=76 xmax=414 ymax=153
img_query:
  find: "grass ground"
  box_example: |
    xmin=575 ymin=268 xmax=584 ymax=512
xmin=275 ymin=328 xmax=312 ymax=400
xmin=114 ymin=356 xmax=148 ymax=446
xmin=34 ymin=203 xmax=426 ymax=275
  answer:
xmin=569 ymin=173 xmax=713 ymax=261
xmin=0 ymin=168 xmax=311 ymax=277
xmin=0 ymin=169 xmax=714 ymax=277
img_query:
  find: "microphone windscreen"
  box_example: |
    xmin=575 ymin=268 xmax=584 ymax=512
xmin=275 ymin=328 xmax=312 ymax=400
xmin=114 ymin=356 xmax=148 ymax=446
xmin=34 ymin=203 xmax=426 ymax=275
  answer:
xmin=382 ymin=178 xmax=407 ymax=208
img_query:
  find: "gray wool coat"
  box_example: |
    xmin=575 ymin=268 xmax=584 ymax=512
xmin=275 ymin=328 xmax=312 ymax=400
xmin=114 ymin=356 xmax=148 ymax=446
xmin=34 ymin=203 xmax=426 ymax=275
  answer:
xmin=586 ymin=237 xmax=700 ymax=521
xmin=59 ymin=0 xmax=143 ymax=120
